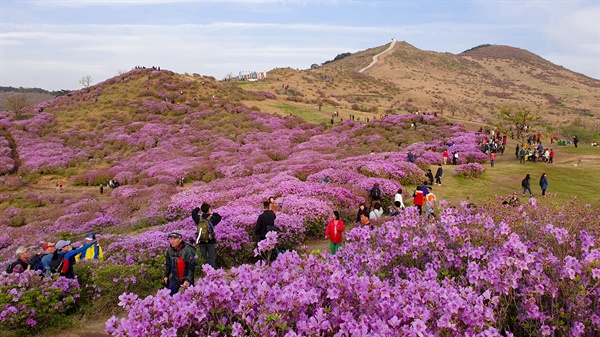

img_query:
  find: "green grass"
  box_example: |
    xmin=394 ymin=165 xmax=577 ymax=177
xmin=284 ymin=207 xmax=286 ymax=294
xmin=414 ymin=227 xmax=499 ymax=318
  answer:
xmin=273 ymin=103 xmax=331 ymax=124
xmin=412 ymin=150 xmax=600 ymax=207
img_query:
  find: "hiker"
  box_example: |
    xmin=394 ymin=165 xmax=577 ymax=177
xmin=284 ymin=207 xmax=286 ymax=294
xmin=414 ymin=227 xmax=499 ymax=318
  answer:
xmin=442 ymin=150 xmax=449 ymax=165
xmin=539 ymin=173 xmax=548 ymax=197
xmin=359 ymin=209 xmax=374 ymax=230
xmin=355 ymin=203 xmax=367 ymax=224
xmin=389 ymin=201 xmax=403 ymax=216
xmin=519 ymin=148 xmax=526 ymax=164
xmin=40 ymin=241 xmax=57 ymax=274
xmin=413 ymin=186 xmax=424 ymax=216
xmin=268 ymin=196 xmax=280 ymax=212
xmin=324 ymin=211 xmax=344 ymax=255
xmin=163 ymin=232 xmax=196 ymax=296
xmin=452 ymin=151 xmax=458 ymax=165
xmin=369 ymin=202 xmax=384 ymax=222
xmin=407 ymin=151 xmax=415 ymax=163
xmin=426 ymin=169 xmax=434 ymax=186
xmin=421 ymin=181 xmax=432 ymax=196
xmin=7 ymin=246 xmax=31 ymax=274
xmin=435 ymin=164 xmax=443 ymax=185
xmin=521 ymin=174 xmax=533 ymax=197
xmin=255 ymin=201 xmax=276 ymax=242
xmin=369 ymin=183 xmax=382 ymax=206
xmin=425 ymin=193 xmax=436 ymax=219
xmin=573 ymin=136 xmax=579 ymax=148
xmin=100 ymin=184 xmax=104 ymax=195
xmin=76 ymin=233 xmax=103 ymax=261
xmin=508 ymin=193 xmax=520 ymax=206
xmin=192 ymin=203 xmax=221 ymax=268
xmin=394 ymin=188 xmax=405 ymax=209
xmin=549 ymin=149 xmax=554 ymax=164
xmin=51 ymin=239 xmax=97 ymax=278
xmin=490 ymin=152 xmax=496 ymax=167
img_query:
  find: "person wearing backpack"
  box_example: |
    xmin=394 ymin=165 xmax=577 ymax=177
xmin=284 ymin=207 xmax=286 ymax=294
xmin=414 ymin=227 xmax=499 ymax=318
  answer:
xmin=50 ymin=239 xmax=96 ymax=278
xmin=163 ymin=232 xmax=196 ymax=296
xmin=192 ymin=202 xmax=221 ymax=269
xmin=40 ymin=241 xmax=57 ymax=274
xmin=369 ymin=183 xmax=382 ymax=207
xmin=521 ymin=174 xmax=533 ymax=197
xmin=6 ymin=246 xmax=31 ymax=274
xmin=255 ymin=201 xmax=276 ymax=242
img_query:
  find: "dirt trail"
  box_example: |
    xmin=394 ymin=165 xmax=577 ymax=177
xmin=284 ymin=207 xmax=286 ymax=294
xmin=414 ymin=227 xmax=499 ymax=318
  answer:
xmin=359 ymin=38 xmax=397 ymax=73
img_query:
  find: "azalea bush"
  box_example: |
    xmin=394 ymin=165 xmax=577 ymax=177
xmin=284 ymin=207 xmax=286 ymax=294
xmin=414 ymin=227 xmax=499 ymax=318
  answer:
xmin=107 ymin=201 xmax=600 ymax=336
xmin=455 ymin=162 xmax=486 ymax=178
xmin=0 ymin=271 xmax=81 ymax=333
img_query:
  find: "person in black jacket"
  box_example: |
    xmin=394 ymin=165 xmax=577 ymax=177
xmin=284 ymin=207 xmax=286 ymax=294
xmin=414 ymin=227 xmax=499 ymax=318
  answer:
xmin=191 ymin=203 xmax=221 ymax=269
xmin=255 ymin=201 xmax=276 ymax=241
xmin=163 ymin=232 xmax=196 ymax=295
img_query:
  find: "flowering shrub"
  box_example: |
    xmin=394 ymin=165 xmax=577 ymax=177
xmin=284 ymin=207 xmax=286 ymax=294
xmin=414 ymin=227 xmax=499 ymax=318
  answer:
xmin=0 ymin=271 xmax=81 ymax=332
xmin=107 ymin=201 xmax=600 ymax=336
xmin=455 ymin=162 xmax=486 ymax=178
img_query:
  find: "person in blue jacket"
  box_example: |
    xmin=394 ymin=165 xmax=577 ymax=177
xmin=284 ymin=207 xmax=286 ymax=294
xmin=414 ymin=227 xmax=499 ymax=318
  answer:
xmin=52 ymin=239 xmax=96 ymax=278
xmin=539 ymin=173 xmax=548 ymax=197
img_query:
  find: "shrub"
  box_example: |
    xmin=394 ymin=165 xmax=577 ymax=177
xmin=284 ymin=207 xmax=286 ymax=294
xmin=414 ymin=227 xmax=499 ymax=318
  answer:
xmin=455 ymin=162 xmax=486 ymax=178
xmin=0 ymin=271 xmax=81 ymax=333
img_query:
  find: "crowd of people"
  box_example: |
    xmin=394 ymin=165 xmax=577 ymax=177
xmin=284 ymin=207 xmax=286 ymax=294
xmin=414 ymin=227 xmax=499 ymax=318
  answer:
xmin=6 ymin=233 xmax=103 ymax=278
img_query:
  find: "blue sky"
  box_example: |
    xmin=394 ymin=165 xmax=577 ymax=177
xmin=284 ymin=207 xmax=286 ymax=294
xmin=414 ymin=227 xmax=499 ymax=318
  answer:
xmin=1 ymin=0 xmax=598 ymax=90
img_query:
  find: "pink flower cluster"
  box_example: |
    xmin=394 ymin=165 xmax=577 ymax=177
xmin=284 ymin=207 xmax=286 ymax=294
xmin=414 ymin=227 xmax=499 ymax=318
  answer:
xmin=107 ymin=201 xmax=600 ymax=336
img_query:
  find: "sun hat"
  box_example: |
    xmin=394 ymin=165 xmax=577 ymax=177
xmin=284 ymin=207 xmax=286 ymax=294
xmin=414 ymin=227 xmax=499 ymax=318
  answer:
xmin=55 ymin=240 xmax=71 ymax=250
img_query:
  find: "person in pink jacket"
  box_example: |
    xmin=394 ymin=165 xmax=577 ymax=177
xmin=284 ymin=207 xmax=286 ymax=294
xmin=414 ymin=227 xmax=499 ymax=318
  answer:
xmin=324 ymin=211 xmax=345 ymax=255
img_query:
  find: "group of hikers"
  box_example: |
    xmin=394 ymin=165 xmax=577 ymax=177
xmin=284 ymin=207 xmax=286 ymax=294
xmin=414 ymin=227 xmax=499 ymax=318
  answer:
xmin=6 ymin=233 xmax=103 ymax=278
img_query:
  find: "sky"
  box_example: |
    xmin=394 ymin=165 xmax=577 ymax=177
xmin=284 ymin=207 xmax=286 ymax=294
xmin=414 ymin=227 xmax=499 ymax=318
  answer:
xmin=1 ymin=0 xmax=599 ymax=91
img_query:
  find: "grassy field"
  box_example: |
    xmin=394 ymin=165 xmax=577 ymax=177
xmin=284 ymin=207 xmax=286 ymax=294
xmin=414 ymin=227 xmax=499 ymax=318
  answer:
xmin=412 ymin=144 xmax=600 ymax=207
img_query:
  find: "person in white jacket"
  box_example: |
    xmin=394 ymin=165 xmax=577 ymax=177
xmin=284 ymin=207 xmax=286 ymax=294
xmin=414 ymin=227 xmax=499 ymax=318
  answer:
xmin=369 ymin=202 xmax=384 ymax=221
xmin=394 ymin=188 xmax=405 ymax=209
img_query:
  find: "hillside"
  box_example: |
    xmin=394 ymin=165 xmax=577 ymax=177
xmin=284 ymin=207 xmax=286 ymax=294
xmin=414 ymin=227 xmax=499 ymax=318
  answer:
xmin=310 ymin=41 xmax=599 ymax=128
xmin=1 ymin=66 xmax=600 ymax=337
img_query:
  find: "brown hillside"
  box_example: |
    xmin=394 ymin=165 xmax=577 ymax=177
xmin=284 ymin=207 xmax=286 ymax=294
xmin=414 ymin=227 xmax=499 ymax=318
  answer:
xmin=251 ymin=41 xmax=599 ymax=132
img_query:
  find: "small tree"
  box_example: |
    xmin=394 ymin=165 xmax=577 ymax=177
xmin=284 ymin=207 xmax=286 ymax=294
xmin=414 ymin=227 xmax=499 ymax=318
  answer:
xmin=4 ymin=94 xmax=32 ymax=117
xmin=79 ymin=75 xmax=93 ymax=88
xmin=499 ymin=105 xmax=539 ymax=140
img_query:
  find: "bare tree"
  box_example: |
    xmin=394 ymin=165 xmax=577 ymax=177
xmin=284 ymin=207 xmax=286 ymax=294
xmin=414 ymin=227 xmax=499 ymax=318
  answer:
xmin=116 ymin=69 xmax=127 ymax=75
xmin=4 ymin=94 xmax=32 ymax=117
xmin=79 ymin=75 xmax=93 ymax=88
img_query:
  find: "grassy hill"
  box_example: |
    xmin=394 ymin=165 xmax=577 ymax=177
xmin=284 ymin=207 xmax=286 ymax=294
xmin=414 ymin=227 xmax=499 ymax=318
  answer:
xmin=0 ymin=59 xmax=599 ymax=336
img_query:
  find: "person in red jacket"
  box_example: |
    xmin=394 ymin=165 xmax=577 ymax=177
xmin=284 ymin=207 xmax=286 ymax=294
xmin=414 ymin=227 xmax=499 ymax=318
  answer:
xmin=324 ymin=211 xmax=345 ymax=255
xmin=413 ymin=186 xmax=424 ymax=215
xmin=442 ymin=150 xmax=449 ymax=165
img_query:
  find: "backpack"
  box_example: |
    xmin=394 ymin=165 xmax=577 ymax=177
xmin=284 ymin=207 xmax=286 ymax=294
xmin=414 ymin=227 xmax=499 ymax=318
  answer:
xmin=370 ymin=186 xmax=381 ymax=199
xmin=196 ymin=216 xmax=215 ymax=244
xmin=521 ymin=178 xmax=528 ymax=188
xmin=5 ymin=261 xmax=16 ymax=274
xmin=266 ymin=224 xmax=278 ymax=233
xmin=28 ymin=253 xmax=44 ymax=272
xmin=48 ymin=252 xmax=69 ymax=276
xmin=5 ymin=260 xmax=30 ymax=274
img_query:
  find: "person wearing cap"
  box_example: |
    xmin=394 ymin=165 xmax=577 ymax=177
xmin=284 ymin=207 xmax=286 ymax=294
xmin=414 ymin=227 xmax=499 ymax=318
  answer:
xmin=163 ymin=231 xmax=196 ymax=295
xmin=369 ymin=182 xmax=382 ymax=207
xmin=75 ymin=233 xmax=103 ymax=262
xmin=52 ymin=239 xmax=96 ymax=278
xmin=40 ymin=241 xmax=56 ymax=274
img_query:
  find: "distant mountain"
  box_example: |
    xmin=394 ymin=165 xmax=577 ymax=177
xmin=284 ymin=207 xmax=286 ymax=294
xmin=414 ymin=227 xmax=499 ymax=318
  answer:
xmin=0 ymin=86 xmax=63 ymax=112
xmin=315 ymin=41 xmax=599 ymax=124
